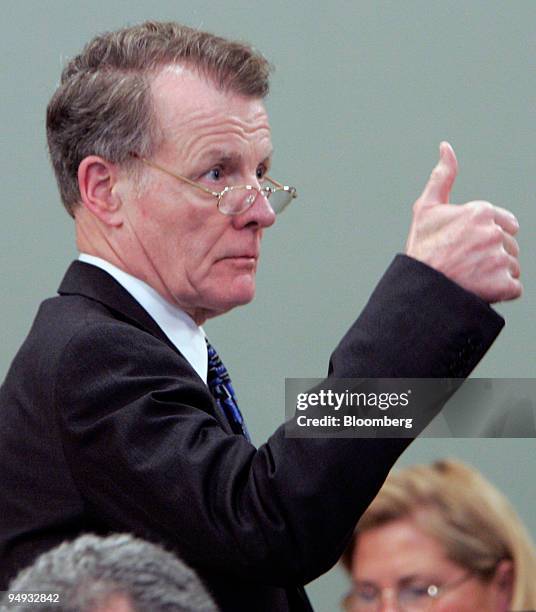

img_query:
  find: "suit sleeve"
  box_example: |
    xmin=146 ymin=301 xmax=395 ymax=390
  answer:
xmin=54 ymin=255 xmax=504 ymax=586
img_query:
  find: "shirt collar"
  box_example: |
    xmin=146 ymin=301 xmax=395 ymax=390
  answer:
xmin=78 ymin=254 xmax=208 ymax=383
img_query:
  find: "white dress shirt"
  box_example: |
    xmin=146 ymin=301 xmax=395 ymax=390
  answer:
xmin=78 ymin=254 xmax=208 ymax=383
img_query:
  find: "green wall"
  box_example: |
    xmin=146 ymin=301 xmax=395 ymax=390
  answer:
xmin=1 ymin=2 xmax=534 ymax=609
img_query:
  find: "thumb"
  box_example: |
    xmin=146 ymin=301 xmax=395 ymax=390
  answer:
xmin=418 ymin=141 xmax=458 ymax=206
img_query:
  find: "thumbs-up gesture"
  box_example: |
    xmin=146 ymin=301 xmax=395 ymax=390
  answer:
xmin=405 ymin=142 xmax=522 ymax=303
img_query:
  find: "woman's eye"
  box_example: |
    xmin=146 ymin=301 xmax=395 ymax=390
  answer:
xmin=408 ymin=586 xmax=429 ymax=596
xmin=256 ymin=165 xmax=267 ymax=180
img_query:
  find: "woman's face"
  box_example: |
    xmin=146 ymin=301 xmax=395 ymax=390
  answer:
xmin=346 ymin=517 xmax=512 ymax=612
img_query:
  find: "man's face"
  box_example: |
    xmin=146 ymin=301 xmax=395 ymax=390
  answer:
xmin=121 ymin=66 xmax=275 ymax=324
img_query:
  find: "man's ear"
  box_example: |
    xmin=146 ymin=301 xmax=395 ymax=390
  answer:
xmin=77 ymin=156 xmax=124 ymax=227
xmin=491 ymin=559 xmax=514 ymax=610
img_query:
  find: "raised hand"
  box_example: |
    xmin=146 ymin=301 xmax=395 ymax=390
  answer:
xmin=405 ymin=142 xmax=522 ymax=303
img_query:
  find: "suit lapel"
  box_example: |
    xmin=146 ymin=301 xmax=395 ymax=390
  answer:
xmin=58 ymin=261 xmax=184 ymax=359
xmin=57 ymin=261 xmax=235 ymax=435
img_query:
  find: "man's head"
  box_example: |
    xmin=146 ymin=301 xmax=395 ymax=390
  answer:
xmin=47 ymin=22 xmax=280 ymax=322
xmin=3 ymin=533 xmax=218 ymax=612
xmin=47 ymin=21 xmax=272 ymax=216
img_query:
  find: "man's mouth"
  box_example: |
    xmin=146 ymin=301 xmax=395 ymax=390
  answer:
xmin=217 ymin=254 xmax=259 ymax=268
xmin=218 ymin=252 xmax=258 ymax=261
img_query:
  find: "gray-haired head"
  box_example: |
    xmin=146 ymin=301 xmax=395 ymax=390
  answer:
xmin=46 ymin=21 xmax=272 ymax=218
xmin=2 ymin=533 xmax=218 ymax=611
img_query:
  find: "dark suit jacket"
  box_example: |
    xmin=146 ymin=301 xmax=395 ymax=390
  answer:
xmin=0 ymin=255 xmax=504 ymax=610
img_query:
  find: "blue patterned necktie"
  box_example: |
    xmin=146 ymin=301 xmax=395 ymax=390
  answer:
xmin=206 ymin=340 xmax=251 ymax=441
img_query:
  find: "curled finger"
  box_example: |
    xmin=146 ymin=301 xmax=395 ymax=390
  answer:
xmin=502 ymin=231 xmax=520 ymax=257
xmin=505 ymin=250 xmax=521 ymax=279
xmin=493 ymin=205 xmax=519 ymax=235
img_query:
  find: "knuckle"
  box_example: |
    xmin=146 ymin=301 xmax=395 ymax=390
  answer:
xmin=487 ymin=225 xmax=504 ymax=245
xmin=430 ymin=167 xmax=446 ymax=182
xmin=508 ymin=237 xmax=519 ymax=253
xmin=511 ymin=258 xmax=521 ymax=278
xmin=491 ymin=250 xmax=509 ymax=269
xmin=469 ymin=200 xmax=493 ymax=219
xmin=508 ymin=236 xmax=520 ymax=256
xmin=412 ymin=199 xmax=430 ymax=217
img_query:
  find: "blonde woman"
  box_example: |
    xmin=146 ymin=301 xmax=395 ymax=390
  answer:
xmin=341 ymin=460 xmax=536 ymax=611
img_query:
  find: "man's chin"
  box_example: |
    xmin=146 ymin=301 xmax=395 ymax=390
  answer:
xmin=200 ymin=285 xmax=255 ymax=322
xmin=224 ymin=286 xmax=256 ymax=310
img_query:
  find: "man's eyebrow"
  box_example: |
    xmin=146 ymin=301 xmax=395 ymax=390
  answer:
xmin=202 ymin=150 xmax=239 ymax=165
xmin=200 ymin=148 xmax=274 ymax=165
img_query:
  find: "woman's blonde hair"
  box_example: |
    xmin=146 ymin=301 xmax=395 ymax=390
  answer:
xmin=342 ymin=459 xmax=536 ymax=611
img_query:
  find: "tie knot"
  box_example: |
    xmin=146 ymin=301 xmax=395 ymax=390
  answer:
xmin=206 ymin=340 xmax=231 ymax=386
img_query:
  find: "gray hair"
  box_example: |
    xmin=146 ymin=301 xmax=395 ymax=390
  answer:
xmin=46 ymin=21 xmax=272 ymax=216
xmin=1 ymin=533 xmax=218 ymax=611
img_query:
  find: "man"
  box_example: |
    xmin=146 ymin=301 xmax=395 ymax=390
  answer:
xmin=0 ymin=21 xmax=520 ymax=611
xmin=2 ymin=533 xmax=217 ymax=611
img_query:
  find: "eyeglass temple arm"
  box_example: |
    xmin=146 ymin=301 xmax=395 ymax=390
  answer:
xmin=132 ymin=153 xmax=296 ymax=200
xmin=265 ymin=175 xmax=298 ymax=198
xmin=134 ymin=155 xmax=221 ymax=197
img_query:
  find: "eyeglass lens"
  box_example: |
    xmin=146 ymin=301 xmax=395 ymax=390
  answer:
xmin=219 ymin=184 xmax=294 ymax=215
xmin=344 ymin=586 xmax=437 ymax=612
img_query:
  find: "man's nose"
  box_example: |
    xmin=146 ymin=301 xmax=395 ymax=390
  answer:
xmin=232 ymin=188 xmax=276 ymax=230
